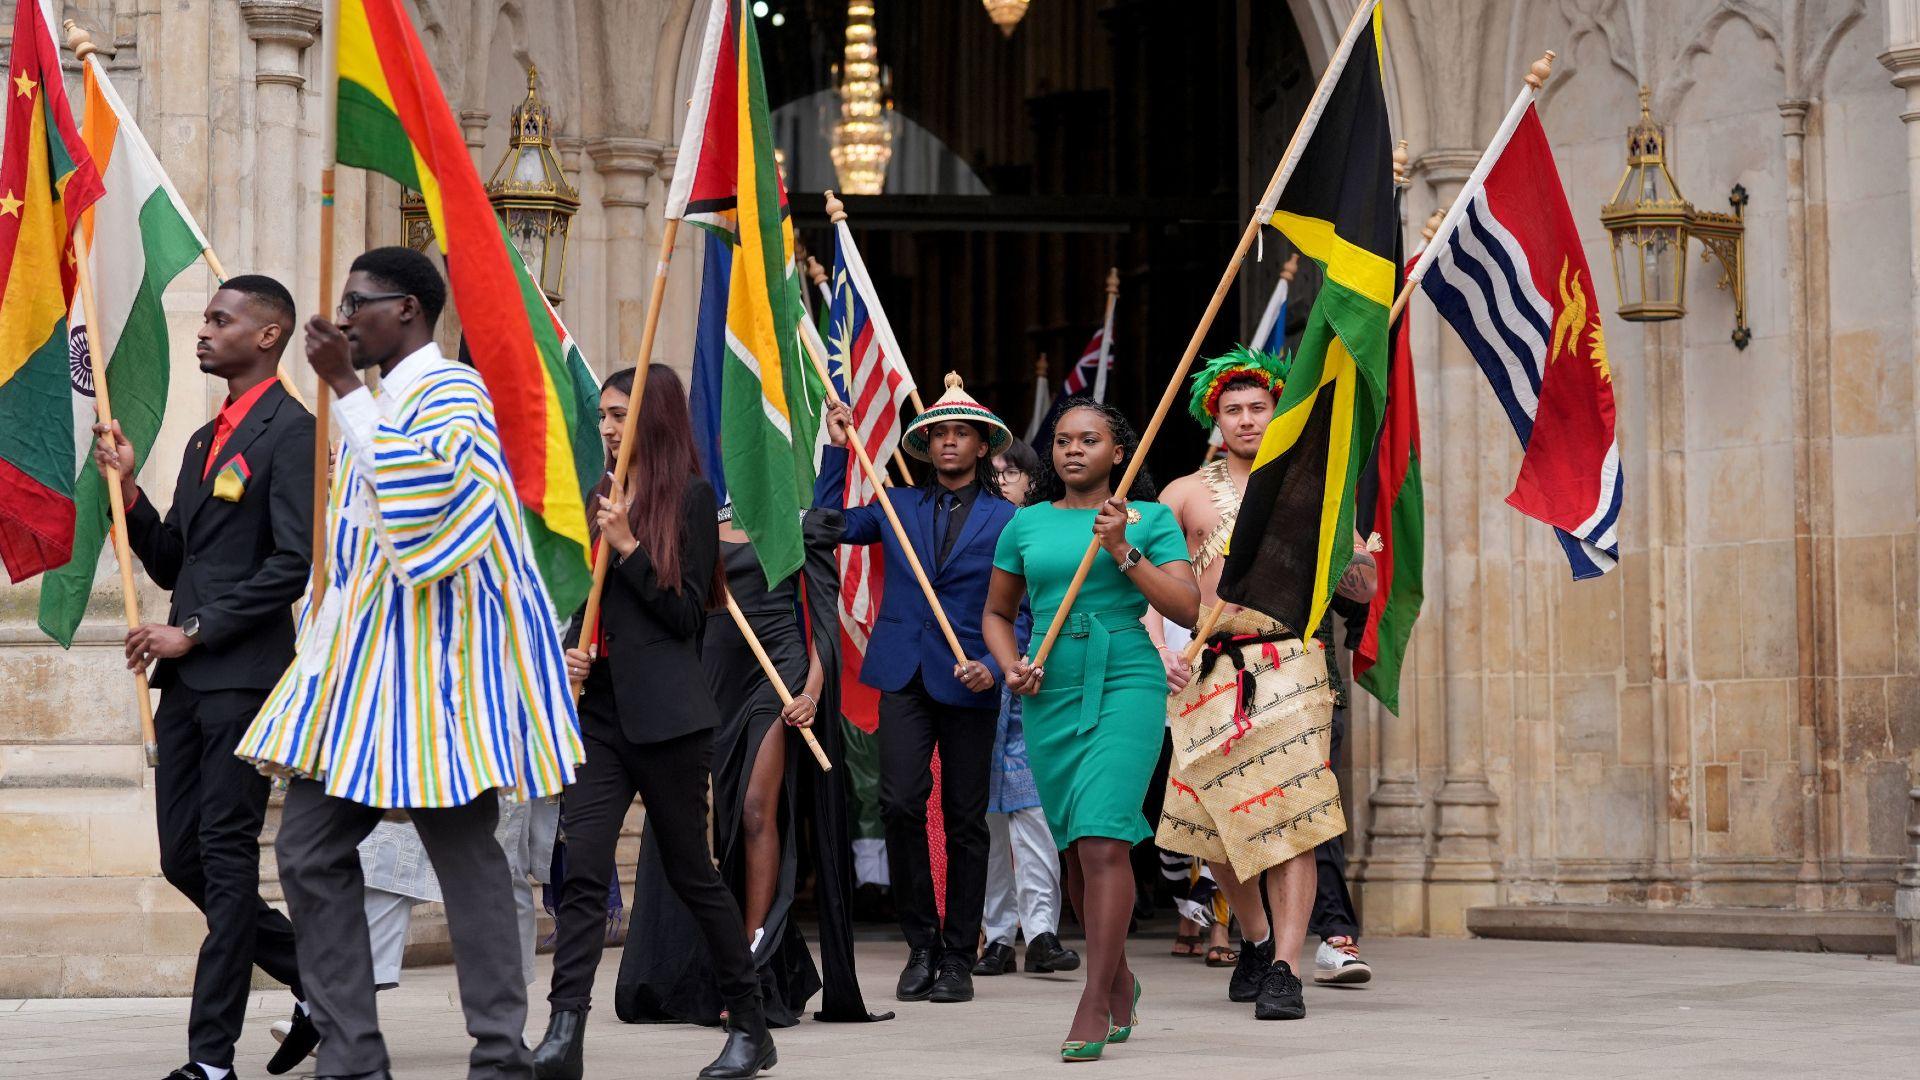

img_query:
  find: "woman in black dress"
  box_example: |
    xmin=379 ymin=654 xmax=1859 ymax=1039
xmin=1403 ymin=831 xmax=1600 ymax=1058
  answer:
xmin=532 ymin=365 xmax=773 ymax=1080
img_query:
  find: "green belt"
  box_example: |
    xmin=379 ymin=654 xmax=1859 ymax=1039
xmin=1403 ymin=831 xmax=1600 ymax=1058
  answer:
xmin=1039 ymin=609 xmax=1146 ymax=736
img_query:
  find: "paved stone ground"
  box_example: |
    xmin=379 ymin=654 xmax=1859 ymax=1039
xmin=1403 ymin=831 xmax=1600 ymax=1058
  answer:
xmin=4 ymin=936 xmax=1917 ymax=1079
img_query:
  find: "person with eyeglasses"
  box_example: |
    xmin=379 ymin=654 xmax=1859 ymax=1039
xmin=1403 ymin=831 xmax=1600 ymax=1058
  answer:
xmin=237 ymin=246 xmax=583 ymax=1080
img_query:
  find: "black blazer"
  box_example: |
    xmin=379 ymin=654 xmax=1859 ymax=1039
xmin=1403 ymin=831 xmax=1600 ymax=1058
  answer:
xmin=570 ymin=475 xmax=723 ymax=746
xmin=123 ymin=381 xmax=315 ymax=693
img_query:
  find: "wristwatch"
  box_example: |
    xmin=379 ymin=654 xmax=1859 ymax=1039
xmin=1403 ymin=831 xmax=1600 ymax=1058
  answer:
xmin=1117 ymin=546 xmax=1144 ymax=573
xmin=180 ymin=616 xmax=201 ymax=645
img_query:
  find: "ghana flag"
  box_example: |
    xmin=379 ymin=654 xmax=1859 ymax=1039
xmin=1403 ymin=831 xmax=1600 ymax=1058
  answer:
xmin=0 ymin=0 xmax=104 ymax=583
xmin=336 ymin=0 xmax=600 ymax=613
xmin=1217 ymin=1 xmax=1392 ymax=639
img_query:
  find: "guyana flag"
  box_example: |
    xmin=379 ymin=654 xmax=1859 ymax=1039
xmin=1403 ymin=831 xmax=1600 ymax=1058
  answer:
xmin=0 ymin=0 xmax=104 ymax=583
xmin=336 ymin=0 xmax=601 ymax=614
xmin=1217 ymin=1 xmax=1392 ymax=638
xmin=1353 ymin=251 xmax=1424 ymax=714
xmin=664 ymin=0 xmax=814 ymax=587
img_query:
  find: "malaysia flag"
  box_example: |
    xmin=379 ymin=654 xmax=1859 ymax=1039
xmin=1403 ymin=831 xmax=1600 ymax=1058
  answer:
xmin=824 ymin=220 xmax=915 ymax=732
xmin=1419 ymin=104 xmax=1621 ymax=577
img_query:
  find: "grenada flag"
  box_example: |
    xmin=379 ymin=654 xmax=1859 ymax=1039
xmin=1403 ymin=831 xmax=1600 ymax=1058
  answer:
xmin=0 ymin=0 xmax=104 ymax=583
xmin=335 ymin=0 xmax=601 ymax=613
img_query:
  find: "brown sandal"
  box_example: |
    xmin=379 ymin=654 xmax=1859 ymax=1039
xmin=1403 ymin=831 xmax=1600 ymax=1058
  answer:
xmin=1205 ymin=945 xmax=1238 ymax=967
xmin=1171 ymin=933 xmax=1202 ymax=957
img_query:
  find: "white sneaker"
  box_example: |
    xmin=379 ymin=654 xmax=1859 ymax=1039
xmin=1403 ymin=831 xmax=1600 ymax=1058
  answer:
xmin=269 ymin=1018 xmax=292 ymax=1043
xmin=1314 ymin=936 xmax=1372 ymax=984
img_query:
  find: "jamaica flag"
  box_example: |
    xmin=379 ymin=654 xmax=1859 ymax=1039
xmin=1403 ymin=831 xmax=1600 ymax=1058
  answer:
xmin=1217 ymin=2 xmax=1393 ymax=638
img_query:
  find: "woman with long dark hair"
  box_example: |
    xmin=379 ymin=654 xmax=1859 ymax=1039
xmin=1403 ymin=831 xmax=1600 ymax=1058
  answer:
xmin=532 ymin=365 xmax=773 ymax=1080
xmin=983 ymin=396 xmax=1198 ymax=1061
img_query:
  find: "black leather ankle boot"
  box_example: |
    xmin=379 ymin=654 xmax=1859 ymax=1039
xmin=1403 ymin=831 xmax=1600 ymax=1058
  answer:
xmin=697 ymin=999 xmax=777 ymax=1079
xmin=532 ymin=1008 xmax=586 ymax=1080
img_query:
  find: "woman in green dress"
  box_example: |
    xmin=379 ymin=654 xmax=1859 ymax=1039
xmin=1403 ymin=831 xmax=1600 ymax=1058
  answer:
xmin=983 ymin=398 xmax=1198 ymax=1061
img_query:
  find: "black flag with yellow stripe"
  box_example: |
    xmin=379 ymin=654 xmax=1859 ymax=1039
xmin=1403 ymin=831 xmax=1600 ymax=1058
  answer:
xmin=1217 ymin=1 xmax=1394 ymax=637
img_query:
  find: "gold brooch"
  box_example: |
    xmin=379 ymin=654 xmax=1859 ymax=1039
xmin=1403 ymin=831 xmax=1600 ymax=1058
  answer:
xmin=1126 ymin=507 xmax=1142 ymax=524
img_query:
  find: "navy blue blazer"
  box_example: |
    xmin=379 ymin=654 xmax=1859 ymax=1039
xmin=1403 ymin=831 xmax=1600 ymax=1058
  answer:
xmin=836 ymin=478 xmax=1015 ymax=710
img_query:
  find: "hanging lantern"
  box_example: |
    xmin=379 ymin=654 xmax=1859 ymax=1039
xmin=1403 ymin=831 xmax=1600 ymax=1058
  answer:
xmin=485 ymin=65 xmax=581 ymax=303
xmin=982 ymin=0 xmax=1029 ymax=38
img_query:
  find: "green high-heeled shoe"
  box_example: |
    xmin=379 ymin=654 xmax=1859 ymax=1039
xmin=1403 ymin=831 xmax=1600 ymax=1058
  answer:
xmin=1062 ymin=1012 xmax=1113 ymax=1062
xmin=1107 ymin=976 xmax=1143 ymax=1043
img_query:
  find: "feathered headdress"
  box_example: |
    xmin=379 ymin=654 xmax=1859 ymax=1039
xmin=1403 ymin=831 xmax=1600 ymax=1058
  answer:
xmin=1187 ymin=344 xmax=1291 ymax=430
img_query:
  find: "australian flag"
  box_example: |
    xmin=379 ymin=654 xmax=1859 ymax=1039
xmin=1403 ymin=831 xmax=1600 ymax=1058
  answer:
xmin=1420 ymin=104 xmax=1622 ymax=578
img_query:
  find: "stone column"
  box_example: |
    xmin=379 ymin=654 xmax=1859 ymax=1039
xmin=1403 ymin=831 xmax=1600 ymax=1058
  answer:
xmin=239 ymin=0 xmax=321 ymax=285
xmin=460 ymin=109 xmax=491 ymax=171
xmin=1881 ymin=25 xmax=1920 ymax=845
xmin=1417 ymin=149 xmax=1502 ymax=934
xmin=1897 ymin=768 xmax=1919 ymax=963
xmin=586 ymin=136 xmax=666 ymax=371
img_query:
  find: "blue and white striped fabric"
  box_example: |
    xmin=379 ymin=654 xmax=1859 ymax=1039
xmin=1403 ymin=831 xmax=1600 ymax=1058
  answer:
xmin=238 ymin=345 xmax=583 ymax=809
xmin=1420 ymin=193 xmax=1620 ymax=578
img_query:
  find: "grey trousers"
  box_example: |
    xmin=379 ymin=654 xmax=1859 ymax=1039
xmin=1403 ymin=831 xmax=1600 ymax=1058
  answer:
xmin=276 ymin=779 xmax=532 ymax=1080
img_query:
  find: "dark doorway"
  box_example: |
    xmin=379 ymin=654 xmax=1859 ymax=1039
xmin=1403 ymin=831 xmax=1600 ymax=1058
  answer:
xmin=759 ymin=0 xmax=1316 ymax=478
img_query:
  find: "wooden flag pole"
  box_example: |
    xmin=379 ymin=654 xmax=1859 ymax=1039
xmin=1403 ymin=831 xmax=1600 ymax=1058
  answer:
xmin=308 ymin=0 xmax=340 ymax=608
xmin=73 ymin=228 xmax=158 ymax=766
xmin=722 ymin=590 xmax=833 ymax=772
xmin=1089 ymin=266 xmax=1119 ymax=403
xmin=795 ymin=321 xmax=971 ymax=666
xmin=575 ymin=217 xmax=682 ymax=659
xmin=1029 ymin=0 xmax=1378 ymax=670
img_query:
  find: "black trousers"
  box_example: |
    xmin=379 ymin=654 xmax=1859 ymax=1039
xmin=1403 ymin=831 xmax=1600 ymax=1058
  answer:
xmin=153 ymin=685 xmax=304 ymax=1066
xmin=276 ymin=780 xmax=529 ymax=1080
xmin=1309 ymin=704 xmax=1361 ymax=941
xmin=549 ymin=692 xmax=757 ymax=1016
xmin=877 ymin=679 xmax=997 ymax=960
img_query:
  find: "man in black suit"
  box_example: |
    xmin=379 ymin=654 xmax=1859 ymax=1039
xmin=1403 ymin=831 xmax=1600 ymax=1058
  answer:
xmin=93 ymin=275 xmax=320 ymax=1080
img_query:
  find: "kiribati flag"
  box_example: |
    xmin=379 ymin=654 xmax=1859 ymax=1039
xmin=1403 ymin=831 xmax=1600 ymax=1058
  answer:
xmin=1419 ymin=104 xmax=1621 ymax=578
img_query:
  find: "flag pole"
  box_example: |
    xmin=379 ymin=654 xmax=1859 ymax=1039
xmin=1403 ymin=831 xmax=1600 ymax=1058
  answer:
xmin=72 ymin=227 xmax=158 ymax=766
xmin=575 ymin=216 xmax=682 ymax=659
xmin=1030 ymin=0 xmax=1381 ymax=669
xmin=308 ymin=0 xmax=340 ymax=607
xmin=722 ymin=590 xmax=833 ymax=771
xmin=795 ymin=320 xmax=970 ymax=666
xmin=1090 ymin=266 xmax=1118 ymax=403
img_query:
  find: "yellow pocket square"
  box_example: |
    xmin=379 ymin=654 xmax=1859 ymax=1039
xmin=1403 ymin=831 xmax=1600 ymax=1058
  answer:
xmin=210 ymin=456 xmax=250 ymax=502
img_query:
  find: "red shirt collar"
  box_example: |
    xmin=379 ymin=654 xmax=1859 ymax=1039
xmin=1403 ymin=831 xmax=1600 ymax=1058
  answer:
xmin=216 ymin=376 xmax=279 ymax=433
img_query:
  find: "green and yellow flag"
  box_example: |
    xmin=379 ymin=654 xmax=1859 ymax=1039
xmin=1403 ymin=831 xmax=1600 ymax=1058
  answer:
xmin=664 ymin=0 xmax=814 ymax=586
xmin=1217 ymin=1 xmax=1394 ymax=638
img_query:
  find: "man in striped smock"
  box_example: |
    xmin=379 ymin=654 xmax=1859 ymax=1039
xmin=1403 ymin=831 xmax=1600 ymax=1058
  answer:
xmin=237 ymin=247 xmax=583 ymax=1080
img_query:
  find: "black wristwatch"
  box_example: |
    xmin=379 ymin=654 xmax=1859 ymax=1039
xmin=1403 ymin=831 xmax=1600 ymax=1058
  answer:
xmin=1117 ymin=546 xmax=1143 ymax=573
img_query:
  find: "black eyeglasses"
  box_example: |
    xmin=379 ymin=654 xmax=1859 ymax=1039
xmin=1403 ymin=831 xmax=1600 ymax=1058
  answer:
xmin=336 ymin=291 xmax=411 ymax=320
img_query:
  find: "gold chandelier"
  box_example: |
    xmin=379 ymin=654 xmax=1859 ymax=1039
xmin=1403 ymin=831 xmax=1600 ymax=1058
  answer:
xmin=830 ymin=1 xmax=893 ymax=195
xmin=982 ymin=0 xmax=1030 ymax=37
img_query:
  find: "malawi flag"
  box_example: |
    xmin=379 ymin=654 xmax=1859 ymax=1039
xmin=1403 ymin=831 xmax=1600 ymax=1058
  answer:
xmin=1217 ymin=1 xmax=1392 ymax=639
xmin=336 ymin=0 xmax=601 ymax=613
xmin=665 ymin=0 xmax=813 ymax=587
xmin=1353 ymin=252 xmax=1424 ymax=714
xmin=0 ymin=0 xmax=104 ymax=583
xmin=37 ymin=50 xmax=209 ymax=645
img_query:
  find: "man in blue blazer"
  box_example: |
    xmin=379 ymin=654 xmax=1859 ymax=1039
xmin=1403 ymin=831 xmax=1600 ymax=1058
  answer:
xmin=822 ymin=375 xmax=1014 ymax=1006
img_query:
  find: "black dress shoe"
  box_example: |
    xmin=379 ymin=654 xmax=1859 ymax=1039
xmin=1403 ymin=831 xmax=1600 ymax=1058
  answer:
xmin=164 ymin=1068 xmax=216 ymax=1080
xmin=896 ymin=946 xmax=937 ymax=1001
xmin=1228 ymin=936 xmax=1275 ymax=1003
xmin=927 ymin=952 xmax=974 ymax=1003
xmin=1253 ymin=960 xmax=1307 ymax=1021
xmin=265 ymin=1004 xmax=320 ymax=1075
xmin=532 ymin=1008 xmax=586 ymax=1080
xmin=1023 ymin=931 xmax=1081 ymax=973
xmin=972 ymin=942 xmax=1016 ymax=976
xmin=698 ymin=1000 xmax=777 ymax=1079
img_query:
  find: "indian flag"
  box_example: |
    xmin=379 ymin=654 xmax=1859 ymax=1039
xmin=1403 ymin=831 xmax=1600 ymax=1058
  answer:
xmin=664 ymin=0 xmax=814 ymax=587
xmin=37 ymin=53 xmax=207 ymax=646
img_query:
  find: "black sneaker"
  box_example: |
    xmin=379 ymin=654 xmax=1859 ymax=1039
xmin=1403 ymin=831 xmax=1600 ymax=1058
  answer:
xmin=265 ymin=1003 xmax=320 ymax=1075
xmin=1227 ymin=936 xmax=1274 ymax=1002
xmin=927 ymin=952 xmax=975 ymax=1003
xmin=1253 ymin=959 xmax=1306 ymax=1020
